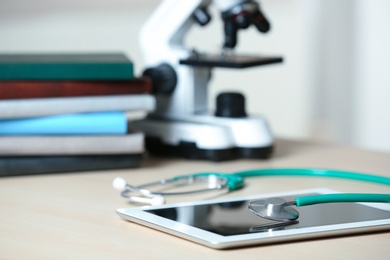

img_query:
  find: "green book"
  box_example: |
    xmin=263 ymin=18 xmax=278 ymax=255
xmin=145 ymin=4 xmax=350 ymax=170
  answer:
xmin=0 ymin=53 xmax=134 ymax=80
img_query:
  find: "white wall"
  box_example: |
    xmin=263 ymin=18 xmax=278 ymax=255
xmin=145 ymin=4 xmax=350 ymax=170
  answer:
xmin=1 ymin=0 xmax=389 ymax=152
xmin=353 ymin=0 xmax=390 ymax=152
xmin=312 ymin=0 xmax=390 ymax=152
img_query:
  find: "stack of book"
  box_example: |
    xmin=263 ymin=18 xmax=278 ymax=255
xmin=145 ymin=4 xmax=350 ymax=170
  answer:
xmin=0 ymin=53 xmax=155 ymax=176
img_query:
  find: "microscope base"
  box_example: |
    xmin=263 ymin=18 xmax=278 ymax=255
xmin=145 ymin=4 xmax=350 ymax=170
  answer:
xmin=145 ymin=137 xmax=273 ymax=161
xmin=133 ymin=115 xmax=274 ymax=161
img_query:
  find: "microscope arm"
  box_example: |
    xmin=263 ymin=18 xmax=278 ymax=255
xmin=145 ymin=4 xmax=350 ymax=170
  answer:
xmin=140 ymin=0 xmax=210 ymax=67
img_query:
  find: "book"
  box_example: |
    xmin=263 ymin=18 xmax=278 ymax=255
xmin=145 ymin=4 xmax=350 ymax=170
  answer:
xmin=0 ymin=77 xmax=152 ymax=99
xmin=0 ymin=132 xmax=144 ymax=156
xmin=0 ymin=112 xmax=128 ymax=135
xmin=0 ymin=94 xmax=155 ymax=119
xmin=0 ymin=154 xmax=142 ymax=176
xmin=0 ymin=53 xmax=134 ymax=80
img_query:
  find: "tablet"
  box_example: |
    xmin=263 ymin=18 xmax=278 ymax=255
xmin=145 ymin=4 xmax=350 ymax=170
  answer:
xmin=116 ymin=188 xmax=390 ymax=249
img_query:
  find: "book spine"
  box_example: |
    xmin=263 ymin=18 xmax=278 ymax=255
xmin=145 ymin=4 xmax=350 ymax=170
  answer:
xmin=0 ymin=154 xmax=142 ymax=176
xmin=0 ymin=133 xmax=144 ymax=155
xmin=0 ymin=94 xmax=156 ymax=119
xmin=0 ymin=53 xmax=134 ymax=80
xmin=0 ymin=78 xmax=152 ymax=99
xmin=0 ymin=64 xmax=134 ymax=80
xmin=0 ymin=112 xmax=127 ymax=135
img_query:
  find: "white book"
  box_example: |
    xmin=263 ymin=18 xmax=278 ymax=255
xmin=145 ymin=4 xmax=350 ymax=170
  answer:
xmin=0 ymin=132 xmax=144 ymax=155
xmin=0 ymin=94 xmax=155 ymax=119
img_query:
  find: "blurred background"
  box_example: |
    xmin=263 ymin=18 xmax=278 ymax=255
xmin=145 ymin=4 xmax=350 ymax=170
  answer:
xmin=1 ymin=0 xmax=389 ymax=153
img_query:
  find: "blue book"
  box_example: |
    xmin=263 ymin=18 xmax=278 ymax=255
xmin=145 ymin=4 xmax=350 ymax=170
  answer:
xmin=0 ymin=111 xmax=127 ymax=135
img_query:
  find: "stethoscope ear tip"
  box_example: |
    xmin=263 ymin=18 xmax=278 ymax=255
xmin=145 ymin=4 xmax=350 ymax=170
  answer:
xmin=112 ymin=177 xmax=166 ymax=205
xmin=113 ymin=177 xmax=127 ymax=191
xmin=150 ymin=195 xmax=166 ymax=205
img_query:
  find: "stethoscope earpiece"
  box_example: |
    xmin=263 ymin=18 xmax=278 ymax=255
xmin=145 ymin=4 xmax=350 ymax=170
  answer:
xmin=113 ymin=177 xmax=166 ymax=205
xmin=113 ymin=177 xmax=127 ymax=191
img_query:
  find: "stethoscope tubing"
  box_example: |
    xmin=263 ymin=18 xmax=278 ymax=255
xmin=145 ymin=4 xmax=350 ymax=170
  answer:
xmin=116 ymin=168 xmax=390 ymax=206
xmin=234 ymin=168 xmax=390 ymax=187
xmin=295 ymin=193 xmax=390 ymax=207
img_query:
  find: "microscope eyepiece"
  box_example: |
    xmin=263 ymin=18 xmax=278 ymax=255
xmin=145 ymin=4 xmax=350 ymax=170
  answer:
xmin=221 ymin=1 xmax=271 ymax=49
xmin=253 ymin=10 xmax=270 ymax=33
xmin=235 ymin=11 xmax=252 ymax=29
xmin=223 ymin=20 xmax=238 ymax=49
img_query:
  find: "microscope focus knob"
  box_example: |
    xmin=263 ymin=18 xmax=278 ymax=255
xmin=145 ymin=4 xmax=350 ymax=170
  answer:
xmin=215 ymin=92 xmax=247 ymax=118
xmin=143 ymin=63 xmax=177 ymax=94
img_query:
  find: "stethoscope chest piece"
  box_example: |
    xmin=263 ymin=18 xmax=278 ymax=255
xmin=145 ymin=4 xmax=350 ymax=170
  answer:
xmin=248 ymin=197 xmax=299 ymax=222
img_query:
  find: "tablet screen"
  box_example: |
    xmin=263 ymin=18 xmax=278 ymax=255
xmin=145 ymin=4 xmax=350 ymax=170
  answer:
xmin=145 ymin=194 xmax=390 ymax=236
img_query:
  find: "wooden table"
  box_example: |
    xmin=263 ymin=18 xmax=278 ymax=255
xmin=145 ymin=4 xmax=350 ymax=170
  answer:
xmin=1 ymin=139 xmax=389 ymax=259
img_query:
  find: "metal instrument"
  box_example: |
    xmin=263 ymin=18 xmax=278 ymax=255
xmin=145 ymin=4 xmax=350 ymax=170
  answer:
xmin=114 ymin=168 xmax=390 ymax=217
xmin=134 ymin=0 xmax=282 ymax=161
xmin=248 ymin=194 xmax=390 ymax=222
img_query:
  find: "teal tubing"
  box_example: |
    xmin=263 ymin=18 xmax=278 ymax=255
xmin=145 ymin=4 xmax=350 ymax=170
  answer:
xmin=234 ymin=168 xmax=390 ymax=186
xmin=233 ymin=168 xmax=390 ymax=207
xmin=296 ymin=193 xmax=390 ymax=207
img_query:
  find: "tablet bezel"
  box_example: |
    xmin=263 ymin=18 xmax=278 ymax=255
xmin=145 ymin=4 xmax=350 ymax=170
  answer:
xmin=116 ymin=188 xmax=390 ymax=249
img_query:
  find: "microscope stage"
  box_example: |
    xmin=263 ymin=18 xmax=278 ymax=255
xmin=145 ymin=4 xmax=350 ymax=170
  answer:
xmin=179 ymin=54 xmax=283 ymax=69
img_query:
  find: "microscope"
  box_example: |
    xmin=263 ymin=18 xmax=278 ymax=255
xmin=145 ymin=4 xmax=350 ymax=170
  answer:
xmin=134 ymin=0 xmax=283 ymax=161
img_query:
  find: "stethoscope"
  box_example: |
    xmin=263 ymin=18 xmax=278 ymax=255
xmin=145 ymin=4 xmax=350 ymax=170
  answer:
xmin=113 ymin=168 xmax=390 ymax=222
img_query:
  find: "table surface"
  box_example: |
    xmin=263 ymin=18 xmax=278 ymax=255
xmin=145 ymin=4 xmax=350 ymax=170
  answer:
xmin=1 ymin=139 xmax=390 ymax=259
